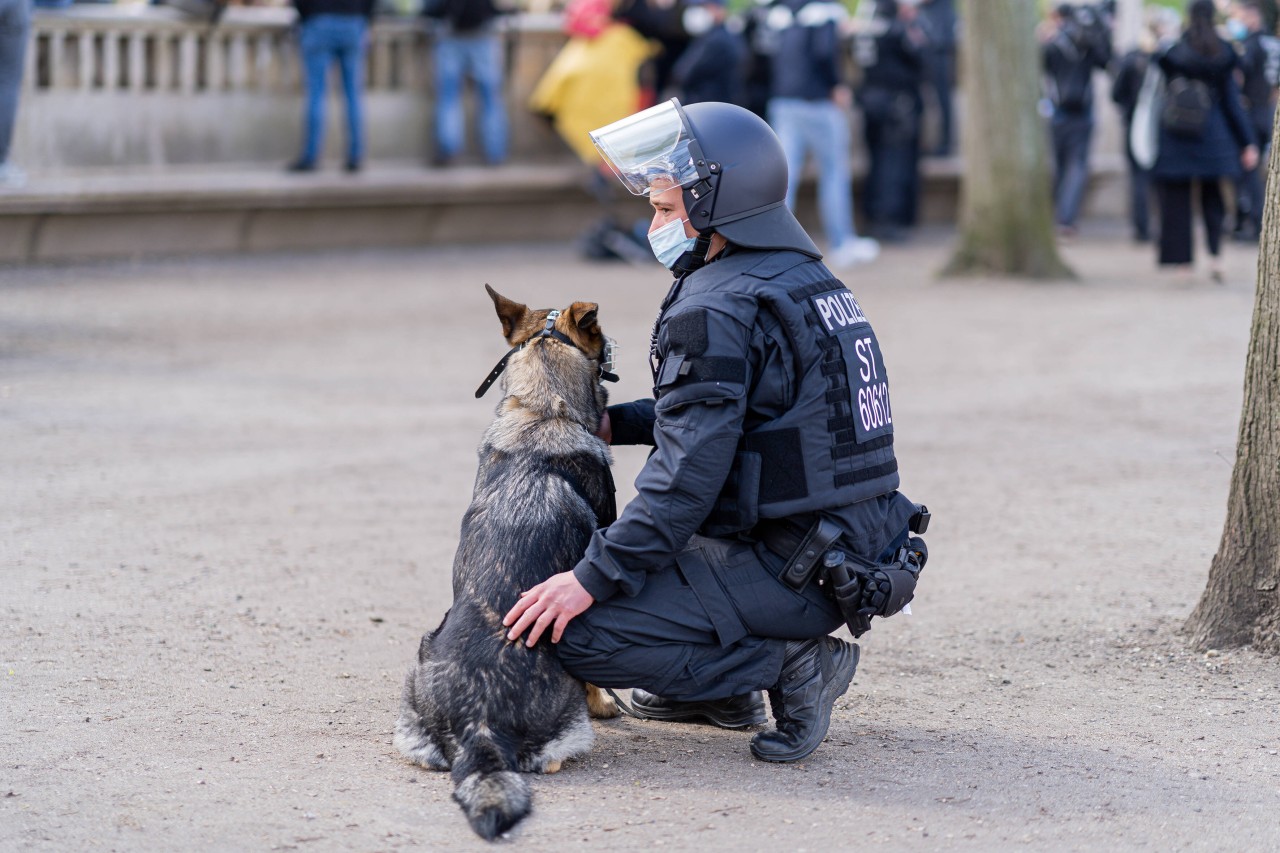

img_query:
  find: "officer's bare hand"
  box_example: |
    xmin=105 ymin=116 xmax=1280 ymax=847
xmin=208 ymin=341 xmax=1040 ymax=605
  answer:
xmin=596 ymin=410 xmax=612 ymax=444
xmin=503 ymin=571 xmax=594 ymax=646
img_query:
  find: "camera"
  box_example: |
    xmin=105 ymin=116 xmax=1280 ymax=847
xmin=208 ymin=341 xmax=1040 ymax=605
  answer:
xmin=1064 ymin=0 xmax=1115 ymax=37
xmin=1058 ymin=0 xmax=1114 ymax=52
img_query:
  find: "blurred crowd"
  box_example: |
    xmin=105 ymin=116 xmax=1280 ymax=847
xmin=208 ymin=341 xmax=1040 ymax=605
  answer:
xmin=1 ymin=0 xmax=1277 ymax=279
xmin=1040 ymin=0 xmax=1278 ymax=278
xmin=525 ymin=0 xmax=959 ymax=266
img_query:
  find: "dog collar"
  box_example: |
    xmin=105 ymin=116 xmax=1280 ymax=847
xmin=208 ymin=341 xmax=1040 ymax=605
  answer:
xmin=475 ymin=310 xmax=619 ymax=399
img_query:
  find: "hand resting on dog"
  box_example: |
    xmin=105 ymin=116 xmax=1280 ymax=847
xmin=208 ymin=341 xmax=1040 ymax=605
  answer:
xmin=503 ymin=571 xmax=594 ymax=646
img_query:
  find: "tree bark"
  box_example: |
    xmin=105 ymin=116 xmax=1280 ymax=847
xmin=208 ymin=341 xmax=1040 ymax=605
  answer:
xmin=943 ymin=0 xmax=1074 ymax=279
xmin=1185 ymin=110 xmax=1280 ymax=653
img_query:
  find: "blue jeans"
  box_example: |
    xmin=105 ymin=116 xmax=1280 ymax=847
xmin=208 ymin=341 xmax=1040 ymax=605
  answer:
xmin=1051 ymin=111 xmax=1093 ymax=228
xmin=297 ymin=14 xmax=367 ymax=165
xmin=0 ymin=0 xmax=30 ymax=164
xmin=434 ymin=31 xmax=507 ymax=164
xmin=768 ymin=97 xmax=858 ymax=250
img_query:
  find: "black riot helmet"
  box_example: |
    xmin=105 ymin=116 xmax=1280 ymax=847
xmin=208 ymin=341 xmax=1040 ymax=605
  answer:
xmin=590 ymin=99 xmax=821 ymax=260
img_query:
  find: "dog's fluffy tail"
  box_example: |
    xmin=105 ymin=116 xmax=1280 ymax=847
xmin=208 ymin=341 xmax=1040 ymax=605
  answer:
xmin=451 ymin=730 xmax=530 ymax=841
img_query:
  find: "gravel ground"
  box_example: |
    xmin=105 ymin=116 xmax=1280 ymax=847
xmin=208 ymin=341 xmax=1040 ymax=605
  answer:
xmin=3 ymin=229 xmax=1279 ymax=852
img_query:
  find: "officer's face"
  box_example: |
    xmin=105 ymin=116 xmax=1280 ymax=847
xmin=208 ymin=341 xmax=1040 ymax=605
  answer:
xmin=648 ymin=180 xmax=698 ymax=239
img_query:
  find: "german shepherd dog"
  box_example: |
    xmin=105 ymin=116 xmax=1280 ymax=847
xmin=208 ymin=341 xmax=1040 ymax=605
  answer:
xmin=394 ymin=285 xmax=620 ymax=840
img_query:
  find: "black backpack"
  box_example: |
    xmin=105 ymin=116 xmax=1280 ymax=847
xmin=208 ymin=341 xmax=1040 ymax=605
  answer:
xmin=1161 ymin=77 xmax=1213 ymax=139
xmin=424 ymin=0 xmax=498 ymax=32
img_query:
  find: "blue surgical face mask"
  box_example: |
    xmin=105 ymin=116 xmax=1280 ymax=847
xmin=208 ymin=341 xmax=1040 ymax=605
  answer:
xmin=1227 ymin=18 xmax=1249 ymax=40
xmin=648 ymin=217 xmax=697 ymax=269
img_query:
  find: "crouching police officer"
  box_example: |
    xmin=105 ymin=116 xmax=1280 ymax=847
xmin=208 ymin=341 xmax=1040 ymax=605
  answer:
xmin=504 ymin=99 xmax=928 ymax=763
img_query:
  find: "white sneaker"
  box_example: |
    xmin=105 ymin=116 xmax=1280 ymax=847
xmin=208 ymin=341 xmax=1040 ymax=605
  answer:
xmin=828 ymin=236 xmax=880 ymax=268
xmin=0 ymin=162 xmax=28 ymax=189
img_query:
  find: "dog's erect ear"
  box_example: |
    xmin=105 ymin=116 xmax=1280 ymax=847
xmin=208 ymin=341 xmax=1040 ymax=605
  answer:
xmin=567 ymin=302 xmax=599 ymax=333
xmin=486 ymin=284 xmax=528 ymax=343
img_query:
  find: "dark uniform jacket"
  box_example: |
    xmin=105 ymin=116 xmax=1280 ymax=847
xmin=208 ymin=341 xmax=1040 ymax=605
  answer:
xmin=1153 ymin=38 xmax=1257 ymax=179
xmin=766 ymin=0 xmax=846 ymax=101
xmin=573 ymin=246 xmax=911 ymax=604
xmin=1042 ymin=21 xmax=1110 ymax=115
xmin=1237 ymin=30 xmax=1280 ymax=145
xmin=671 ymin=23 xmax=749 ymax=106
xmin=854 ymin=13 xmax=927 ymax=124
xmin=856 ymin=16 xmax=926 ymax=95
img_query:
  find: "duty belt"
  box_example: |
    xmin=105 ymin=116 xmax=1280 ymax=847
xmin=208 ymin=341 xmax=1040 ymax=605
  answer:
xmin=753 ymin=509 xmax=930 ymax=638
xmin=754 ymin=506 xmax=930 ymax=569
xmin=754 ymin=516 xmax=844 ymax=589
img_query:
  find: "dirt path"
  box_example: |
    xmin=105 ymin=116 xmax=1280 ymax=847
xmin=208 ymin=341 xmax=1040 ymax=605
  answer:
xmin=3 ymin=232 xmax=1278 ymax=852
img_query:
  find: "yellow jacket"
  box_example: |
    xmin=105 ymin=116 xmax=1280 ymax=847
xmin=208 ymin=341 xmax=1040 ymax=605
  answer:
xmin=529 ymin=23 xmax=657 ymax=165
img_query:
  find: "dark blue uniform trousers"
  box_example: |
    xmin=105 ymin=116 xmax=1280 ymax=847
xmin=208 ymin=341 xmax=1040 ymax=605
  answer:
xmin=556 ymin=536 xmax=845 ymax=703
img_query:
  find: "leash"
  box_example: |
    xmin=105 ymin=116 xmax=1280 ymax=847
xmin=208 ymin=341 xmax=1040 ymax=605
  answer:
xmin=604 ymin=687 xmax=646 ymax=720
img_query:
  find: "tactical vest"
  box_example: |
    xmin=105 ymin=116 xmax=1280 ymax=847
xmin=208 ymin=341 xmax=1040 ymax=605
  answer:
xmin=656 ymin=249 xmax=899 ymax=535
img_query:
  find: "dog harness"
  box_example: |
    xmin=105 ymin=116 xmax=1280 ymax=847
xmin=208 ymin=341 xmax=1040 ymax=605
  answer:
xmin=475 ymin=309 xmax=620 ymax=399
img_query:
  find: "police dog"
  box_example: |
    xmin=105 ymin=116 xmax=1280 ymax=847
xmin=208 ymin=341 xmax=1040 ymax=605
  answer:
xmin=394 ymin=285 xmax=619 ymax=840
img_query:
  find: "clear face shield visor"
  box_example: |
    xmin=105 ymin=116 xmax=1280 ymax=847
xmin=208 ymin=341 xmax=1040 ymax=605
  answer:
xmin=589 ymin=100 xmax=704 ymax=196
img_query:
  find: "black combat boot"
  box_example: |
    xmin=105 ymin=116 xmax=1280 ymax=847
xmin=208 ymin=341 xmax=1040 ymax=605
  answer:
xmin=629 ymin=690 xmax=767 ymax=729
xmin=749 ymin=637 xmax=859 ymax=763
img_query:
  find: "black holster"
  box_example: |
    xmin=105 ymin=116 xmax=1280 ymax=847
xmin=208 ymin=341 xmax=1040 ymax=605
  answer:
xmin=755 ymin=514 xmax=929 ymax=639
xmin=827 ymin=541 xmax=925 ymax=638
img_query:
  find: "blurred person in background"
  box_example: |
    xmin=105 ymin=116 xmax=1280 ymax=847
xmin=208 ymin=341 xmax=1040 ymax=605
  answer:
xmin=288 ymin=0 xmax=375 ymax=172
xmin=615 ymin=0 xmax=690 ymax=103
xmin=530 ymin=0 xmax=656 ymax=261
xmin=1257 ymin=0 xmax=1280 ymax=33
xmin=1111 ymin=9 xmax=1178 ymax=243
xmin=1152 ymin=0 xmax=1257 ymax=279
xmin=853 ymin=0 xmax=929 ymax=244
xmin=424 ymin=0 xmax=508 ymax=167
xmin=1040 ymin=2 xmax=1113 ymax=237
xmin=669 ymin=0 xmax=747 ymax=106
xmin=766 ymin=0 xmax=879 ymax=268
xmin=917 ymin=0 xmax=956 ymax=157
xmin=530 ymin=0 xmax=654 ymax=167
xmin=0 ymin=0 xmax=28 ymax=188
xmin=740 ymin=0 xmax=778 ymax=119
xmin=1227 ymin=0 xmax=1279 ymax=241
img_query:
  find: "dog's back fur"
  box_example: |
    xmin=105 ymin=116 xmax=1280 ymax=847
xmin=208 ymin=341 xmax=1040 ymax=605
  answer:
xmin=394 ymin=287 xmax=617 ymax=840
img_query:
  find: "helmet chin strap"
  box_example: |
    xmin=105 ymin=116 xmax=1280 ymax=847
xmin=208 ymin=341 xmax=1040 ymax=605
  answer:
xmin=668 ymin=231 xmax=714 ymax=277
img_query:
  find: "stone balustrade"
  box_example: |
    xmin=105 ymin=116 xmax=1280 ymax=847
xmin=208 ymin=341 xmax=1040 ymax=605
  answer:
xmin=3 ymin=7 xmax=1133 ymax=264
xmin=15 ymin=7 xmax=573 ymax=173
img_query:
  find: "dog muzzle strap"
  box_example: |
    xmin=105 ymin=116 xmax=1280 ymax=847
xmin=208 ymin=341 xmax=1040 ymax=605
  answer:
xmin=475 ymin=311 xmax=620 ymax=399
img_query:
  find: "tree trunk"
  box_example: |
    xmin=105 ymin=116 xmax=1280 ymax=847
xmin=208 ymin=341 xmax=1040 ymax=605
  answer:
xmin=943 ymin=0 xmax=1074 ymax=279
xmin=1185 ymin=111 xmax=1280 ymax=653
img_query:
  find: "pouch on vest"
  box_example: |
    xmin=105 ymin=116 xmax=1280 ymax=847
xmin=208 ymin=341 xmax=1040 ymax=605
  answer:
xmin=653 ymin=352 xmax=747 ymax=411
